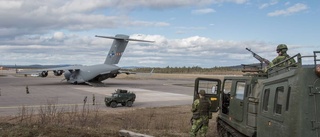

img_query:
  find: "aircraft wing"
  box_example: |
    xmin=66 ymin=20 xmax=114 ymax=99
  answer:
xmin=17 ymin=65 xmax=82 ymax=74
xmin=98 ymin=70 xmax=135 ymax=76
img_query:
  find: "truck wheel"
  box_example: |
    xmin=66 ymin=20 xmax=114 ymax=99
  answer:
xmin=110 ymin=102 xmax=117 ymax=108
xmin=126 ymin=101 xmax=133 ymax=107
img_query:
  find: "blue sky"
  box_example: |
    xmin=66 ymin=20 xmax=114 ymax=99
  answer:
xmin=0 ymin=0 xmax=319 ymax=68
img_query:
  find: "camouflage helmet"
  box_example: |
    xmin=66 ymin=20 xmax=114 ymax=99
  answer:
xmin=199 ymin=90 xmax=206 ymax=96
xmin=276 ymin=44 xmax=288 ymax=53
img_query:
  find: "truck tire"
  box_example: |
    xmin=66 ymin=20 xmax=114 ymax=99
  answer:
xmin=110 ymin=102 xmax=117 ymax=108
xmin=126 ymin=101 xmax=133 ymax=107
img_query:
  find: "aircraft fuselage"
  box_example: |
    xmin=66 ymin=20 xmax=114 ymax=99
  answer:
xmin=64 ymin=64 xmax=120 ymax=84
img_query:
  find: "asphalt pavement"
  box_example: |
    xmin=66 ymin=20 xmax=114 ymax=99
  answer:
xmin=0 ymin=74 xmax=195 ymax=116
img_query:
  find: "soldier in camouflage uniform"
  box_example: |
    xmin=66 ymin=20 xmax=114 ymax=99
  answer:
xmin=190 ymin=90 xmax=212 ymax=137
xmin=271 ymin=44 xmax=296 ymax=67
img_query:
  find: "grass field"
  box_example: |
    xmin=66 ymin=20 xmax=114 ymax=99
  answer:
xmin=0 ymin=104 xmax=219 ymax=137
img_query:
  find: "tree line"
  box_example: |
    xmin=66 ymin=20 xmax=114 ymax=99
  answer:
xmin=126 ymin=66 xmax=243 ymax=75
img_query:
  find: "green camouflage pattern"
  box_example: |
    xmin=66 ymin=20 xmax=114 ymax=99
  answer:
xmin=190 ymin=98 xmax=211 ymax=137
xmin=277 ymin=44 xmax=287 ymax=50
xmin=271 ymin=53 xmax=296 ymax=67
xmin=190 ymin=116 xmax=209 ymax=137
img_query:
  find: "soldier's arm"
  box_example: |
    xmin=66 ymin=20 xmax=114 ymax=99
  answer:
xmin=191 ymin=99 xmax=199 ymax=112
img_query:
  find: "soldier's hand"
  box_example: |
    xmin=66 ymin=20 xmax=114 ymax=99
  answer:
xmin=190 ymin=118 xmax=193 ymax=125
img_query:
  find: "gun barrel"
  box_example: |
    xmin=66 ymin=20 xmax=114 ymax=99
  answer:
xmin=246 ymin=48 xmax=254 ymax=53
xmin=246 ymin=48 xmax=270 ymax=65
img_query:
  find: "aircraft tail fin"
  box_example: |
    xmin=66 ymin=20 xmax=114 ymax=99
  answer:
xmin=96 ymin=34 xmax=154 ymax=65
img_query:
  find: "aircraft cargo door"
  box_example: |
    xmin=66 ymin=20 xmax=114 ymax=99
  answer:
xmin=229 ymin=81 xmax=246 ymax=122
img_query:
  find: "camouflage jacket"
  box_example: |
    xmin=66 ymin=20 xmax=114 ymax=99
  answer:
xmin=191 ymin=98 xmax=212 ymax=119
xmin=271 ymin=53 xmax=296 ymax=67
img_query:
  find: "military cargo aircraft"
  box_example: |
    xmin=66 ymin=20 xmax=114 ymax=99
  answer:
xmin=18 ymin=34 xmax=154 ymax=85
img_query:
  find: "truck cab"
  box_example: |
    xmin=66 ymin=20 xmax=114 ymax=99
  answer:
xmin=194 ymin=51 xmax=320 ymax=137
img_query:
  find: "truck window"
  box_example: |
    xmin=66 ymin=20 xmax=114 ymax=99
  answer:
xmin=113 ymin=93 xmax=118 ymax=97
xmin=263 ymin=89 xmax=270 ymax=111
xmin=286 ymin=87 xmax=291 ymax=111
xmin=222 ymin=80 xmax=232 ymax=114
xmin=274 ymin=86 xmax=284 ymax=114
xmin=235 ymin=82 xmax=245 ymax=100
xmin=198 ymin=80 xmax=219 ymax=95
xmin=223 ymin=80 xmax=232 ymax=94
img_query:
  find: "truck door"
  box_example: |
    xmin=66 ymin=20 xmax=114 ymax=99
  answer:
xmin=194 ymin=78 xmax=221 ymax=112
xmin=229 ymin=80 xmax=246 ymax=122
xmin=312 ymin=88 xmax=320 ymax=135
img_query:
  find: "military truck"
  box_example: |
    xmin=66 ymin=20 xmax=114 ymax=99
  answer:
xmin=105 ymin=89 xmax=136 ymax=108
xmin=193 ymin=51 xmax=320 ymax=137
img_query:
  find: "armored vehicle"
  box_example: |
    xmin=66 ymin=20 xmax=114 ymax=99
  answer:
xmin=105 ymin=89 xmax=136 ymax=108
xmin=193 ymin=51 xmax=320 ymax=137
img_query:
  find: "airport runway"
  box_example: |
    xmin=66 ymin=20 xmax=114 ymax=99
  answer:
xmin=0 ymin=75 xmax=195 ymax=116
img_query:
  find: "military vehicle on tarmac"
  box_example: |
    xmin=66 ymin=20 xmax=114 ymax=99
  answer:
xmin=105 ymin=89 xmax=136 ymax=108
xmin=193 ymin=50 xmax=320 ymax=137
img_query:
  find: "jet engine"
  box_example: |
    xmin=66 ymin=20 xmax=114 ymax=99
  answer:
xmin=53 ymin=70 xmax=64 ymax=76
xmin=64 ymin=71 xmax=71 ymax=80
xmin=39 ymin=71 xmax=48 ymax=77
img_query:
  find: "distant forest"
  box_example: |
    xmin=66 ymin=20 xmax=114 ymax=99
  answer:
xmin=127 ymin=66 xmax=243 ymax=75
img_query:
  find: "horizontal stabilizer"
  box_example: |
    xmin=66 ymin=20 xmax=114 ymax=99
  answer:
xmin=95 ymin=35 xmax=154 ymax=43
xmin=96 ymin=34 xmax=154 ymax=65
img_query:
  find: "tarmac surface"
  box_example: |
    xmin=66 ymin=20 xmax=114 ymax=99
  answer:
xmin=0 ymin=74 xmax=195 ymax=116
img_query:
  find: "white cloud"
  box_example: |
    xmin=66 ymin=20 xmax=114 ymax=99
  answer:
xmin=0 ymin=33 xmax=314 ymax=67
xmin=0 ymin=33 xmax=264 ymax=66
xmin=0 ymin=0 xmax=251 ymax=38
xmin=0 ymin=1 xmax=22 ymax=9
xmin=230 ymin=0 xmax=248 ymax=4
xmin=259 ymin=0 xmax=278 ymax=9
xmin=192 ymin=8 xmax=216 ymax=15
xmin=0 ymin=1 xmax=316 ymax=67
xmin=212 ymin=0 xmax=248 ymax=4
xmin=115 ymin=0 xmax=214 ymax=9
xmin=0 ymin=0 xmax=174 ymax=37
xmin=53 ymin=32 xmax=65 ymax=40
xmin=284 ymin=2 xmax=290 ymax=6
xmin=267 ymin=3 xmax=308 ymax=16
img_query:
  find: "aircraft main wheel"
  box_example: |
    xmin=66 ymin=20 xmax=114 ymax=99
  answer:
xmin=126 ymin=101 xmax=133 ymax=107
xmin=110 ymin=102 xmax=117 ymax=108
